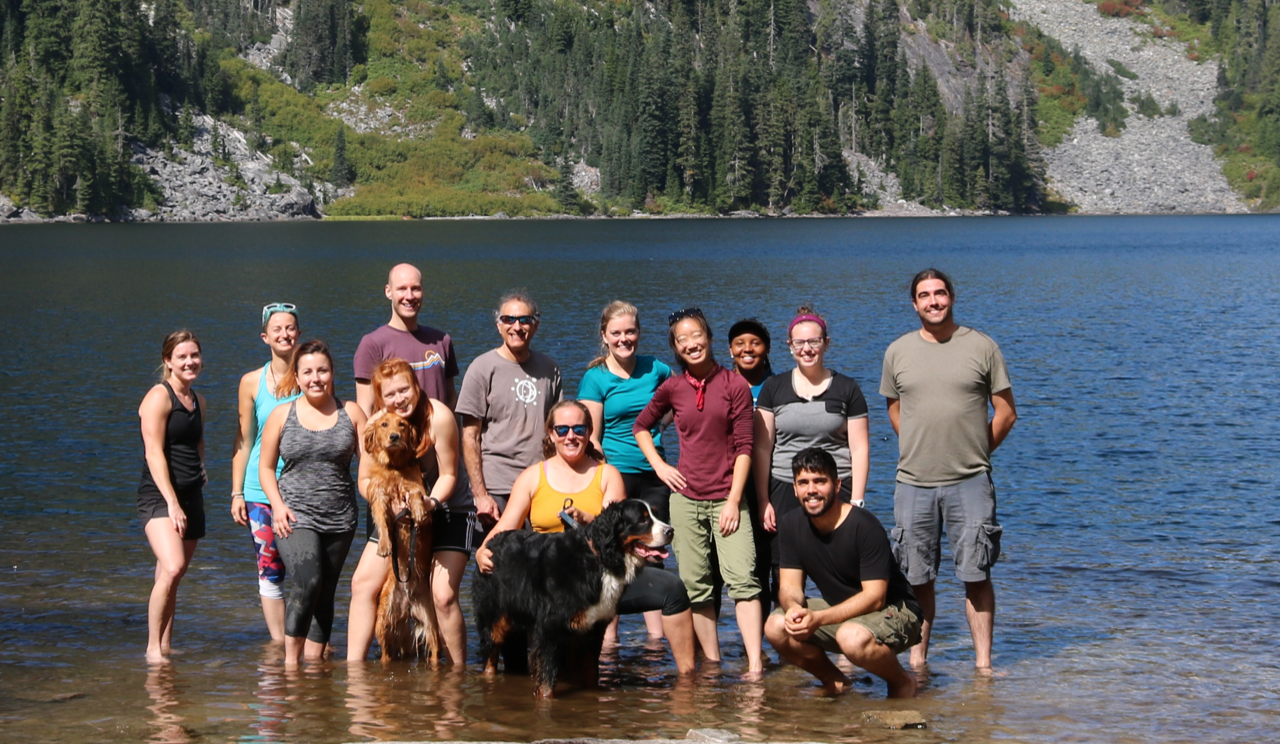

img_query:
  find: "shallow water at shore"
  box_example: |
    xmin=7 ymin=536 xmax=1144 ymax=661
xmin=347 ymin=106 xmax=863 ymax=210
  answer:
xmin=1 ymin=216 xmax=1278 ymax=743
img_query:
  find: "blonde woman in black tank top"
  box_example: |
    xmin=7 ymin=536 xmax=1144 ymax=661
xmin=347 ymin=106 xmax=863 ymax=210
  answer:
xmin=137 ymin=331 xmax=207 ymax=664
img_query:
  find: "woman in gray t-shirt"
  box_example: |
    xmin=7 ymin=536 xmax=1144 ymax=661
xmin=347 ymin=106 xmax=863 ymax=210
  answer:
xmin=753 ymin=307 xmax=869 ymax=603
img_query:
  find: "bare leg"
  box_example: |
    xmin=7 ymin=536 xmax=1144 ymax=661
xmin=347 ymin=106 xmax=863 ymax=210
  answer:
xmin=303 ymin=639 xmax=327 ymax=660
xmin=603 ymin=616 xmax=621 ymax=644
xmin=836 ymin=624 xmax=916 ymax=698
xmin=432 ymin=551 xmax=469 ymax=666
xmin=690 ymin=606 xmax=721 ymax=661
xmin=909 ymin=580 xmax=935 ymax=667
xmin=346 ymin=541 xmax=388 ymax=661
xmin=734 ymin=598 xmax=765 ymax=673
xmin=643 ymin=609 xmax=665 ymax=638
xmin=261 ymin=597 xmax=285 ymax=642
xmin=964 ymin=579 xmax=995 ymax=669
xmin=764 ymin=613 xmax=848 ymax=693
xmin=144 ymin=520 xmax=196 ymax=663
xmin=661 ymin=609 xmax=697 ymax=674
xmin=284 ymin=636 xmax=305 ymax=668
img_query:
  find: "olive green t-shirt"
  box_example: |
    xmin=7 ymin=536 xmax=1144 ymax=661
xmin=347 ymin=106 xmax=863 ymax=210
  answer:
xmin=879 ymin=327 xmax=1011 ymax=487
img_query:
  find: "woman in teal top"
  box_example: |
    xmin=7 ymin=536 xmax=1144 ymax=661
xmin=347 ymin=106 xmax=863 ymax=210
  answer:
xmin=579 ymin=300 xmax=673 ymax=638
xmin=230 ymin=303 xmax=302 ymax=641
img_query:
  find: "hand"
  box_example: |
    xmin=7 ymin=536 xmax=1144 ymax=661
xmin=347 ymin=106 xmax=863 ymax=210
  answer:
xmin=718 ymin=500 xmax=740 ymax=537
xmin=273 ymin=504 xmax=297 ymax=539
xmin=231 ymin=496 xmax=248 ymax=526
xmin=654 ymin=462 xmax=687 ymax=493
xmin=761 ymin=502 xmax=777 ymax=533
xmin=473 ymin=492 xmax=501 ymax=528
xmin=565 ymin=506 xmax=594 ymax=525
xmin=169 ymin=503 xmax=188 ymax=538
xmin=476 ymin=545 xmax=494 ymax=574
xmin=784 ymin=606 xmax=819 ymax=640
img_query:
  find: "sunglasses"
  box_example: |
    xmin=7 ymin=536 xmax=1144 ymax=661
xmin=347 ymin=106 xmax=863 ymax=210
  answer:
xmin=499 ymin=314 xmax=540 ymax=326
xmin=667 ymin=307 xmax=704 ymax=326
xmin=262 ymin=302 xmax=298 ymax=325
xmin=551 ymin=424 xmax=589 ymax=437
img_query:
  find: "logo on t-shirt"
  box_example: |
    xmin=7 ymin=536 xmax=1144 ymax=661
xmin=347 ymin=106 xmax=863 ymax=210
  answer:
xmin=410 ymin=351 xmax=444 ymax=372
xmin=512 ymin=376 xmax=539 ymax=406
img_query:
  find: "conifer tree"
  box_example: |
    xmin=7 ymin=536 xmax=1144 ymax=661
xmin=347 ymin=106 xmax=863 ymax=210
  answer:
xmin=330 ymin=124 xmax=353 ymax=187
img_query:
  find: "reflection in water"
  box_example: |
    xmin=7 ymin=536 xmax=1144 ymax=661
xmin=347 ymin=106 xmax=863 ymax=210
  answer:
xmin=144 ymin=665 xmax=193 ymax=744
xmin=252 ymin=646 xmax=289 ymax=744
xmin=345 ymin=663 xmax=398 ymax=740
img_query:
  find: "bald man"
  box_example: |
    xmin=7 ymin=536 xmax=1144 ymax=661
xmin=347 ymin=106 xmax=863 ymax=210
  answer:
xmin=354 ymin=263 xmax=459 ymax=411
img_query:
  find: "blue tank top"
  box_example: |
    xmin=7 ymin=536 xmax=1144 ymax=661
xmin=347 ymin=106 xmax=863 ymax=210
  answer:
xmin=244 ymin=364 xmax=301 ymax=504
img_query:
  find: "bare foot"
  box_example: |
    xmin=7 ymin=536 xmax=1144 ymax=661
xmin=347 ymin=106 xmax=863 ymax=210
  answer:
xmin=741 ymin=669 xmax=764 ymax=682
xmin=909 ymin=650 xmax=927 ymax=669
xmin=145 ymin=649 xmax=169 ymax=664
xmin=820 ymin=675 xmax=851 ymax=696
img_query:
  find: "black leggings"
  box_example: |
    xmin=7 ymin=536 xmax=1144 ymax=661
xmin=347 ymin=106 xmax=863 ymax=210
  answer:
xmin=616 ymin=565 xmax=691 ymax=617
xmin=275 ymin=528 xmax=355 ymax=643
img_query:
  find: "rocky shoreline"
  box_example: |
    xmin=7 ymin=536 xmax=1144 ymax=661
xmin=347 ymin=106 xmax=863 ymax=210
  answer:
xmin=1008 ymin=0 xmax=1247 ymax=214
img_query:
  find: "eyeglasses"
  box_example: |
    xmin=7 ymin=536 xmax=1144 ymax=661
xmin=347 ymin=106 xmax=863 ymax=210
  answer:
xmin=667 ymin=307 xmax=704 ymax=326
xmin=262 ymin=302 xmax=298 ymax=325
xmin=499 ymin=314 xmax=540 ymax=326
xmin=788 ymin=337 xmax=826 ymax=350
xmin=552 ymin=424 xmax=588 ymax=437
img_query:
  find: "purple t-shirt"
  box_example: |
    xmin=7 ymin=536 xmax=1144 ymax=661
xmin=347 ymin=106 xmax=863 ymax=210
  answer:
xmin=353 ymin=324 xmax=459 ymax=403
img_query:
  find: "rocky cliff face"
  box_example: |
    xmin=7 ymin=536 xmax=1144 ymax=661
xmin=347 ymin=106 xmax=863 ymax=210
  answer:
xmin=1008 ymin=0 xmax=1246 ymax=214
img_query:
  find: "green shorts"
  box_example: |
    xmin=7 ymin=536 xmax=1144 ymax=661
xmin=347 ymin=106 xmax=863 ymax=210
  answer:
xmin=772 ymin=597 xmax=922 ymax=654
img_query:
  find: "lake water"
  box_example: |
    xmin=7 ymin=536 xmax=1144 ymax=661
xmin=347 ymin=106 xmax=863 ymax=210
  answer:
xmin=1 ymin=216 xmax=1278 ymax=743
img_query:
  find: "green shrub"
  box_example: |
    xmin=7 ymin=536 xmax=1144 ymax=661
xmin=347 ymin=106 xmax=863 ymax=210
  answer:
xmin=367 ymin=77 xmax=399 ymax=96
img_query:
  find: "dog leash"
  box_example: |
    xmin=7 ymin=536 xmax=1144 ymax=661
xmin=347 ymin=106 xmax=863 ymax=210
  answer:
xmin=389 ymin=507 xmax=417 ymax=583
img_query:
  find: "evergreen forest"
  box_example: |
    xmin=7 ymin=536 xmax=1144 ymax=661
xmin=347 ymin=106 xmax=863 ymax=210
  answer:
xmin=0 ymin=0 xmax=1256 ymax=217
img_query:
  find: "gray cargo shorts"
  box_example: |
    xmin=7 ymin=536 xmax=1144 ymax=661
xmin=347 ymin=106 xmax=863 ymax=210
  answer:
xmin=892 ymin=471 xmax=1002 ymax=584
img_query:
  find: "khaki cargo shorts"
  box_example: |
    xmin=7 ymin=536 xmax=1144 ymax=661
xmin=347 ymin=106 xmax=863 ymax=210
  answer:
xmin=772 ymin=596 xmax=922 ymax=654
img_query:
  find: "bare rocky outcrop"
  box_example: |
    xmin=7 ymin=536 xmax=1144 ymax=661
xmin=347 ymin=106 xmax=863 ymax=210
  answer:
xmin=132 ymin=112 xmax=337 ymax=221
xmin=242 ymin=7 xmax=294 ymax=85
xmin=326 ymin=87 xmax=432 ymax=138
xmin=1008 ymin=0 xmax=1246 ymax=214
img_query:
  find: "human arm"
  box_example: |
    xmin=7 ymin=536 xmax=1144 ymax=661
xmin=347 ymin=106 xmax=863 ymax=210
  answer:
xmin=784 ymin=578 xmax=890 ymax=640
xmin=139 ymin=385 xmax=186 ymax=536
xmin=846 ymin=417 xmax=869 ymax=507
xmin=633 ymin=386 xmax=685 ymax=492
xmin=230 ymin=371 xmax=257 ymax=525
xmin=461 ymin=415 xmax=500 ymax=525
xmin=718 ymin=379 xmax=754 ymax=536
xmin=753 ymin=408 xmax=777 ymax=532
xmin=258 ymin=405 xmax=295 ymax=539
xmin=426 ymin=399 xmax=459 ymax=509
xmin=885 ymin=397 xmax=900 ymax=436
xmin=600 ymin=464 xmax=626 ymax=507
xmin=355 ymin=381 xmax=376 ymax=417
xmin=989 ymin=388 xmax=1017 ymax=453
xmin=444 ymin=376 xmax=457 ymax=409
xmin=582 ymin=399 xmax=605 ymax=453
xmin=474 ymin=465 xmax=538 ymax=573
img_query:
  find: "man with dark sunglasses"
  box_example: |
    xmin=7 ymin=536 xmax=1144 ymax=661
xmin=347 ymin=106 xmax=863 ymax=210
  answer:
xmin=354 ymin=263 xmax=459 ymax=410
xmin=456 ymin=289 xmax=563 ymax=528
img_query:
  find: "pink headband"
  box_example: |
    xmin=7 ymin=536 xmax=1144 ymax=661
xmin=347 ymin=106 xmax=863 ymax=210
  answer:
xmin=788 ymin=314 xmax=827 ymax=336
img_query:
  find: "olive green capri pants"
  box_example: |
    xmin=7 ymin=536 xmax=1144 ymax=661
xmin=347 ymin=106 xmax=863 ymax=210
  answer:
xmin=670 ymin=494 xmax=762 ymax=607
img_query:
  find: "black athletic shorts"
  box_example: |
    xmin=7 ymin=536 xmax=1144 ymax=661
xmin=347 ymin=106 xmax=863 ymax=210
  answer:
xmin=137 ymin=482 xmax=206 ymax=540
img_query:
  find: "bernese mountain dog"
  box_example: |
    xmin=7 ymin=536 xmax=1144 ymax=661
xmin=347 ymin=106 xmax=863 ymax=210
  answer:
xmin=473 ymin=499 xmax=673 ymax=698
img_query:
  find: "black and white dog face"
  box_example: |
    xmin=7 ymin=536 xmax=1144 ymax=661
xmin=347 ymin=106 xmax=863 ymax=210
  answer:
xmin=588 ymin=500 xmax=673 ymax=570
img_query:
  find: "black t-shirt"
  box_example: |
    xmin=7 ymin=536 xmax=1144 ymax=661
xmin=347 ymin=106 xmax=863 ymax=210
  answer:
xmin=778 ymin=506 xmax=914 ymax=607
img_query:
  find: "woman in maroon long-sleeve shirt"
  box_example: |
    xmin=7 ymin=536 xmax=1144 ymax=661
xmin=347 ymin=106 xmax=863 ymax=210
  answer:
xmin=634 ymin=308 xmax=764 ymax=673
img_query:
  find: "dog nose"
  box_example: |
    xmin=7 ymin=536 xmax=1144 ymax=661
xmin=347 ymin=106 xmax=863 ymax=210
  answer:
xmin=389 ymin=433 xmax=400 ymax=442
xmin=662 ymin=525 xmax=674 ymax=541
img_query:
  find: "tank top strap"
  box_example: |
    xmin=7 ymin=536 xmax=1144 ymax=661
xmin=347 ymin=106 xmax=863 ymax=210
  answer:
xmin=257 ymin=362 xmax=271 ymax=397
xmin=590 ymin=463 xmax=604 ymax=490
xmin=538 ymin=461 xmax=551 ymax=492
xmin=161 ymin=380 xmax=179 ymax=406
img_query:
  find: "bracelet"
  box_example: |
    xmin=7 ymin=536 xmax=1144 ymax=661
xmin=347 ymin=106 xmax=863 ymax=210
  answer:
xmin=427 ymin=497 xmax=441 ymax=511
xmin=231 ymin=492 xmax=244 ymax=499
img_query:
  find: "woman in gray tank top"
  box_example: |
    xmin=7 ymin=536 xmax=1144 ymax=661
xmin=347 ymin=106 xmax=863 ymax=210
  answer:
xmin=259 ymin=340 xmax=368 ymax=668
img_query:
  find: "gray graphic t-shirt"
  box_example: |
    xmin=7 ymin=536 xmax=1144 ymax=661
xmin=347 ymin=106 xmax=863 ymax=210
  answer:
xmin=455 ymin=349 xmax=562 ymax=494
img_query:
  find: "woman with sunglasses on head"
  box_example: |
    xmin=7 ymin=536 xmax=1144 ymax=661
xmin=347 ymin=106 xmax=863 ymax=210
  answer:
xmin=259 ymin=340 xmax=368 ymax=668
xmin=230 ymin=303 xmax=301 ymax=641
xmin=347 ymin=358 xmax=475 ymax=665
xmin=476 ymin=401 xmax=696 ymax=674
xmin=578 ymin=301 xmax=673 ymax=638
xmin=754 ymin=305 xmax=869 ymax=603
xmin=138 ymin=330 xmax=207 ymax=663
xmin=633 ymin=308 xmax=764 ymax=674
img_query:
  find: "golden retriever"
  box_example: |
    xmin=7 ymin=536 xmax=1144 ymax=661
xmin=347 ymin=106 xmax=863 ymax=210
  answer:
xmin=362 ymin=411 xmax=440 ymax=663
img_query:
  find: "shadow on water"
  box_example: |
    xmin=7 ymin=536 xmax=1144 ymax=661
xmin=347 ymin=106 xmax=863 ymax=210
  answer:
xmin=2 ymin=216 xmax=1280 ymax=742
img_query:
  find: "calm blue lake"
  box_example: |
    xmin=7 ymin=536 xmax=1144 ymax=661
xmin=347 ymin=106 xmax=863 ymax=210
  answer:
xmin=0 ymin=215 xmax=1277 ymax=743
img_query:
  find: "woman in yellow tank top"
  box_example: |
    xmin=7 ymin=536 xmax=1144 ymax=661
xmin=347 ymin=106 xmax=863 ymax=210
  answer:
xmin=477 ymin=400 xmax=697 ymax=675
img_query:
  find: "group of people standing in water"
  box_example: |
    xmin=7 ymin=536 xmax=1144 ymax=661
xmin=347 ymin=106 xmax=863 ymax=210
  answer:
xmin=137 ymin=262 xmax=1016 ymax=698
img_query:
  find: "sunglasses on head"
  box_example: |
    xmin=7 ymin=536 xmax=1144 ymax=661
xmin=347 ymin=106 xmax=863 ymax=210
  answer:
xmin=552 ymin=424 xmax=589 ymax=437
xmin=262 ymin=302 xmax=298 ymax=325
xmin=499 ymin=314 xmax=540 ymax=326
xmin=667 ymin=307 xmax=704 ymax=326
